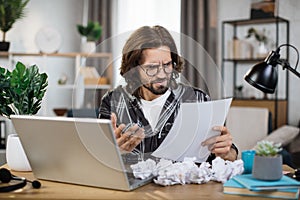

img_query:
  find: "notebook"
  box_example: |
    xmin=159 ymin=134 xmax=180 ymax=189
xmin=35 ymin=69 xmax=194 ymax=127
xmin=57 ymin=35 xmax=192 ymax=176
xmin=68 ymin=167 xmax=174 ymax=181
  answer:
xmin=224 ymin=178 xmax=300 ymax=199
xmin=232 ymin=174 xmax=300 ymax=191
xmin=10 ymin=115 xmax=153 ymax=191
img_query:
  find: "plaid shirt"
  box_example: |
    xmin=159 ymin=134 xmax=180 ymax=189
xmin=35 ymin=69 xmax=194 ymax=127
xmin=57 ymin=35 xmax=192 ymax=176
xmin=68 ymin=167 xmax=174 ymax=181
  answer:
xmin=99 ymin=83 xmax=209 ymax=147
xmin=99 ymin=83 xmax=237 ymax=162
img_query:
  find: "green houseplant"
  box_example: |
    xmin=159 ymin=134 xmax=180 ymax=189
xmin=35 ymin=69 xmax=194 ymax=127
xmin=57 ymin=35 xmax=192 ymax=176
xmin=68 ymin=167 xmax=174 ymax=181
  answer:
xmin=0 ymin=0 xmax=30 ymax=51
xmin=77 ymin=21 xmax=102 ymax=42
xmin=0 ymin=61 xmax=48 ymax=171
xmin=0 ymin=61 xmax=48 ymax=118
xmin=252 ymin=140 xmax=283 ymax=180
xmin=77 ymin=21 xmax=102 ymax=53
xmin=246 ymin=27 xmax=268 ymax=44
xmin=246 ymin=27 xmax=269 ymax=58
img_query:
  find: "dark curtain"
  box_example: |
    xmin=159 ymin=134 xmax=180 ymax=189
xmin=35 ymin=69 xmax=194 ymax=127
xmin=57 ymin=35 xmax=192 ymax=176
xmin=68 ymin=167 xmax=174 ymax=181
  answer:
xmin=88 ymin=0 xmax=112 ymax=52
xmin=87 ymin=0 xmax=113 ymax=74
xmin=181 ymin=0 xmax=220 ymax=99
xmin=85 ymin=0 xmax=113 ymax=108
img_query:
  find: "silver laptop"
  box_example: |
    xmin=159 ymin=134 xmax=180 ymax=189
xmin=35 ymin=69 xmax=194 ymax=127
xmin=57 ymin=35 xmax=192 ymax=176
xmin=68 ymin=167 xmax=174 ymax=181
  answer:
xmin=10 ymin=115 xmax=153 ymax=191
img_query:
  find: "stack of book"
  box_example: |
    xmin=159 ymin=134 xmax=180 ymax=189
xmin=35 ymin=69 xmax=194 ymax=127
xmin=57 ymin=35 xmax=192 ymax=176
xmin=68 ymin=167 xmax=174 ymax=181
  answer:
xmin=223 ymin=174 xmax=300 ymax=199
xmin=79 ymin=67 xmax=108 ymax=85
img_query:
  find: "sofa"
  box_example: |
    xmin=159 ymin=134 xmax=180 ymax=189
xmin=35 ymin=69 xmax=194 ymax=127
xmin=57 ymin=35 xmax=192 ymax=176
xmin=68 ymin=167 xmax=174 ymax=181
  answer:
xmin=226 ymin=106 xmax=300 ymax=168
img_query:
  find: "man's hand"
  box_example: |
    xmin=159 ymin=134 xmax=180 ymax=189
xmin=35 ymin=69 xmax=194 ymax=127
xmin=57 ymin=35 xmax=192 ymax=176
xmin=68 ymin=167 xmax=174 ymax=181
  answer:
xmin=202 ymin=126 xmax=237 ymax=161
xmin=111 ymin=113 xmax=145 ymax=152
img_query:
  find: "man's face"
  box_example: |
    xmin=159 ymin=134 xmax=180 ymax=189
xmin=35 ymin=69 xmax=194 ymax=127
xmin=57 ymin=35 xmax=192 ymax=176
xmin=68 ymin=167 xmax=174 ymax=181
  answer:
xmin=139 ymin=46 xmax=173 ymax=99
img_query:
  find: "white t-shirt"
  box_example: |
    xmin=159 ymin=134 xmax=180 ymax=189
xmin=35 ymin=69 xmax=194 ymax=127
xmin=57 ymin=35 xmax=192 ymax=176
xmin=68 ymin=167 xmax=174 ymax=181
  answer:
xmin=140 ymin=90 xmax=171 ymax=131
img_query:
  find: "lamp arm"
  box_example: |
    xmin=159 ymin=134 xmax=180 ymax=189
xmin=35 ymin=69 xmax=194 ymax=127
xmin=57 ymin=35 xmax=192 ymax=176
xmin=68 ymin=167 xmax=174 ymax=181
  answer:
xmin=277 ymin=44 xmax=299 ymax=70
xmin=278 ymin=59 xmax=300 ymax=78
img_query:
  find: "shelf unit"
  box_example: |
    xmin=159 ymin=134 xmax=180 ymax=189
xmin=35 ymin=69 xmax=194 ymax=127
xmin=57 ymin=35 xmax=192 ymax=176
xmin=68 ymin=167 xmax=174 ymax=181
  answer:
xmin=221 ymin=17 xmax=290 ymax=130
xmin=0 ymin=52 xmax=113 ymax=115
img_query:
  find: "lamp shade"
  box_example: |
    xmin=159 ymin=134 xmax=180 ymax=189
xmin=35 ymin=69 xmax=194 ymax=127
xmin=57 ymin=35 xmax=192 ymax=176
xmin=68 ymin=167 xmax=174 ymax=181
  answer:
xmin=244 ymin=61 xmax=278 ymax=94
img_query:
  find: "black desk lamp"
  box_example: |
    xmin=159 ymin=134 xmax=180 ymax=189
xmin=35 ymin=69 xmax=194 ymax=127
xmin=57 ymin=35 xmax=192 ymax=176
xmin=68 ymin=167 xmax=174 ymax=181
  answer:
xmin=244 ymin=44 xmax=300 ymax=93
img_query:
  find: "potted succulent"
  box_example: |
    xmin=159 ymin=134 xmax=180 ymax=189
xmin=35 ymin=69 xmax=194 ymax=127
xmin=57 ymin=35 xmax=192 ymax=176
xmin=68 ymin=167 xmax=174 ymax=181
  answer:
xmin=0 ymin=0 xmax=30 ymax=51
xmin=0 ymin=61 xmax=48 ymax=171
xmin=77 ymin=21 xmax=102 ymax=53
xmin=252 ymin=140 xmax=283 ymax=181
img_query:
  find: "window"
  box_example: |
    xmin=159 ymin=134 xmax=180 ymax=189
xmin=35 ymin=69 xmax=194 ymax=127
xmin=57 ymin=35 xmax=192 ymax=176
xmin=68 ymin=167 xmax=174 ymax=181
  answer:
xmin=112 ymin=0 xmax=181 ymax=86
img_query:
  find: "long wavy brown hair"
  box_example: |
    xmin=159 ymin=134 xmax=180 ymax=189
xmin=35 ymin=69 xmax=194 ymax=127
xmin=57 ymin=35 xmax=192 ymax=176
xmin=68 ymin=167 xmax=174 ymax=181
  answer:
xmin=120 ymin=25 xmax=184 ymax=97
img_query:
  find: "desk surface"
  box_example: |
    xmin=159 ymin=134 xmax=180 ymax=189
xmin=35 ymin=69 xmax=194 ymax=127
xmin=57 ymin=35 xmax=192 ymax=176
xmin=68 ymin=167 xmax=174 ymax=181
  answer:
xmin=0 ymin=165 xmax=294 ymax=200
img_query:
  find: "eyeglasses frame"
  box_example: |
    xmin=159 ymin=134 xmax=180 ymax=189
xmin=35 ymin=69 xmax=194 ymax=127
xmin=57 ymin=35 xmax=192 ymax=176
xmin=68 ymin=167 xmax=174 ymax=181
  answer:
xmin=139 ymin=61 xmax=176 ymax=77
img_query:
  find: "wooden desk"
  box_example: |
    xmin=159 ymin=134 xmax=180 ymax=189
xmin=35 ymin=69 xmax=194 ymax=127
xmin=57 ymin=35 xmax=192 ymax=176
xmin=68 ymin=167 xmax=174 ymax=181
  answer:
xmin=0 ymin=165 xmax=294 ymax=200
xmin=0 ymin=168 xmax=276 ymax=200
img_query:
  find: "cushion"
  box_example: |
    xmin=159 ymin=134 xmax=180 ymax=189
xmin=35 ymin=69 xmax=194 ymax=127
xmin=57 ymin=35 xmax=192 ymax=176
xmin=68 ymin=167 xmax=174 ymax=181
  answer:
xmin=226 ymin=106 xmax=269 ymax=157
xmin=288 ymin=134 xmax=300 ymax=153
xmin=262 ymin=125 xmax=299 ymax=147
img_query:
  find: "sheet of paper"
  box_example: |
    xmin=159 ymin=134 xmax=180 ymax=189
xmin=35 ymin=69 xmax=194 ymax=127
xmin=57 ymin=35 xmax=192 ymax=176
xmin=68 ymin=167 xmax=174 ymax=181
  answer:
xmin=152 ymin=98 xmax=232 ymax=162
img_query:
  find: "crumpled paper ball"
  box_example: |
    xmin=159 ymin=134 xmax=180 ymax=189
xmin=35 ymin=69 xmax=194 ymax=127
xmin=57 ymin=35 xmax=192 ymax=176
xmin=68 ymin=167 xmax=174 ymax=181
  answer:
xmin=130 ymin=157 xmax=244 ymax=186
xmin=130 ymin=159 xmax=156 ymax=179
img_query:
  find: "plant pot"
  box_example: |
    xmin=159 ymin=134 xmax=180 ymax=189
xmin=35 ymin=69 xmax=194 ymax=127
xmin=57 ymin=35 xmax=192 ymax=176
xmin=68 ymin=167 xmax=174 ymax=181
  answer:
xmin=252 ymin=155 xmax=282 ymax=181
xmin=6 ymin=134 xmax=32 ymax=171
xmin=81 ymin=41 xmax=96 ymax=53
xmin=0 ymin=41 xmax=10 ymax=51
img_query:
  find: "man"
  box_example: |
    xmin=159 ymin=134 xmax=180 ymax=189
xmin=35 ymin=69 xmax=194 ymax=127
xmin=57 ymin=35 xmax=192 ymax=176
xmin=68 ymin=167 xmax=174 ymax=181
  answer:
xmin=99 ymin=25 xmax=238 ymax=162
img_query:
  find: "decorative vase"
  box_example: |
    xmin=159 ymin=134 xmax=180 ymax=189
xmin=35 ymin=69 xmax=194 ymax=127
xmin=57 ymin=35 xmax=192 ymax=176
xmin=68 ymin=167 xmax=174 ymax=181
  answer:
xmin=252 ymin=155 xmax=282 ymax=181
xmin=81 ymin=41 xmax=96 ymax=53
xmin=6 ymin=134 xmax=32 ymax=171
xmin=257 ymin=42 xmax=268 ymax=58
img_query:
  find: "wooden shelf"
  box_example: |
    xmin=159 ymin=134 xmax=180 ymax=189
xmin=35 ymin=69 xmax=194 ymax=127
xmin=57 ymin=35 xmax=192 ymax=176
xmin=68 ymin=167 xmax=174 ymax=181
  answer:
xmin=0 ymin=52 xmax=112 ymax=58
xmin=0 ymin=52 xmax=9 ymax=58
xmin=232 ymin=98 xmax=287 ymax=101
xmin=223 ymin=17 xmax=289 ymax=26
xmin=223 ymin=58 xmax=266 ymax=63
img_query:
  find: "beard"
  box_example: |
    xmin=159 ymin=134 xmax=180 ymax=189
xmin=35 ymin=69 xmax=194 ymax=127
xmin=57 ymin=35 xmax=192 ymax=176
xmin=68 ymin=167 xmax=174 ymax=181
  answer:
xmin=142 ymin=78 xmax=170 ymax=95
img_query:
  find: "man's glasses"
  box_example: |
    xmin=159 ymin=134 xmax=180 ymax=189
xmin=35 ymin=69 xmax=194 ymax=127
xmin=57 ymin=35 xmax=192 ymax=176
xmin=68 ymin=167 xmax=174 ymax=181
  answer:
xmin=139 ymin=61 xmax=175 ymax=77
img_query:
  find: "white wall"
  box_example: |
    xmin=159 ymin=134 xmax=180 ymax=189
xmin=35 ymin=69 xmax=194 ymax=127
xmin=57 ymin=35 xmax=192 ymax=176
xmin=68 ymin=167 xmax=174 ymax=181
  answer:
xmin=278 ymin=0 xmax=300 ymax=126
xmin=7 ymin=0 xmax=83 ymax=52
xmin=218 ymin=0 xmax=300 ymax=126
xmin=2 ymin=0 xmax=84 ymax=116
xmin=1 ymin=0 xmax=83 ymax=64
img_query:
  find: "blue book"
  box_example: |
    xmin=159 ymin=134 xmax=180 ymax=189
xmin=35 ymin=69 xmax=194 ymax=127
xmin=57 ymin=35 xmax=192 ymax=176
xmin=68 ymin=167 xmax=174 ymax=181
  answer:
xmin=232 ymin=174 xmax=300 ymax=191
xmin=224 ymin=178 xmax=300 ymax=199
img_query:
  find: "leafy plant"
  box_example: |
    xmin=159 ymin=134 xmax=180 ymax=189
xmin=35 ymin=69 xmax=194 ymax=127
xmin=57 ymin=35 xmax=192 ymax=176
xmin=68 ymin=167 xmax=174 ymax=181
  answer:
xmin=0 ymin=0 xmax=30 ymax=42
xmin=0 ymin=62 xmax=48 ymax=118
xmin=254 ymin=140 xmax=282 ymax=157
xmin=77 ymin=21 xmax=102 ymax=41
xmin=246 ymin=27 xmax=268 ymax=44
